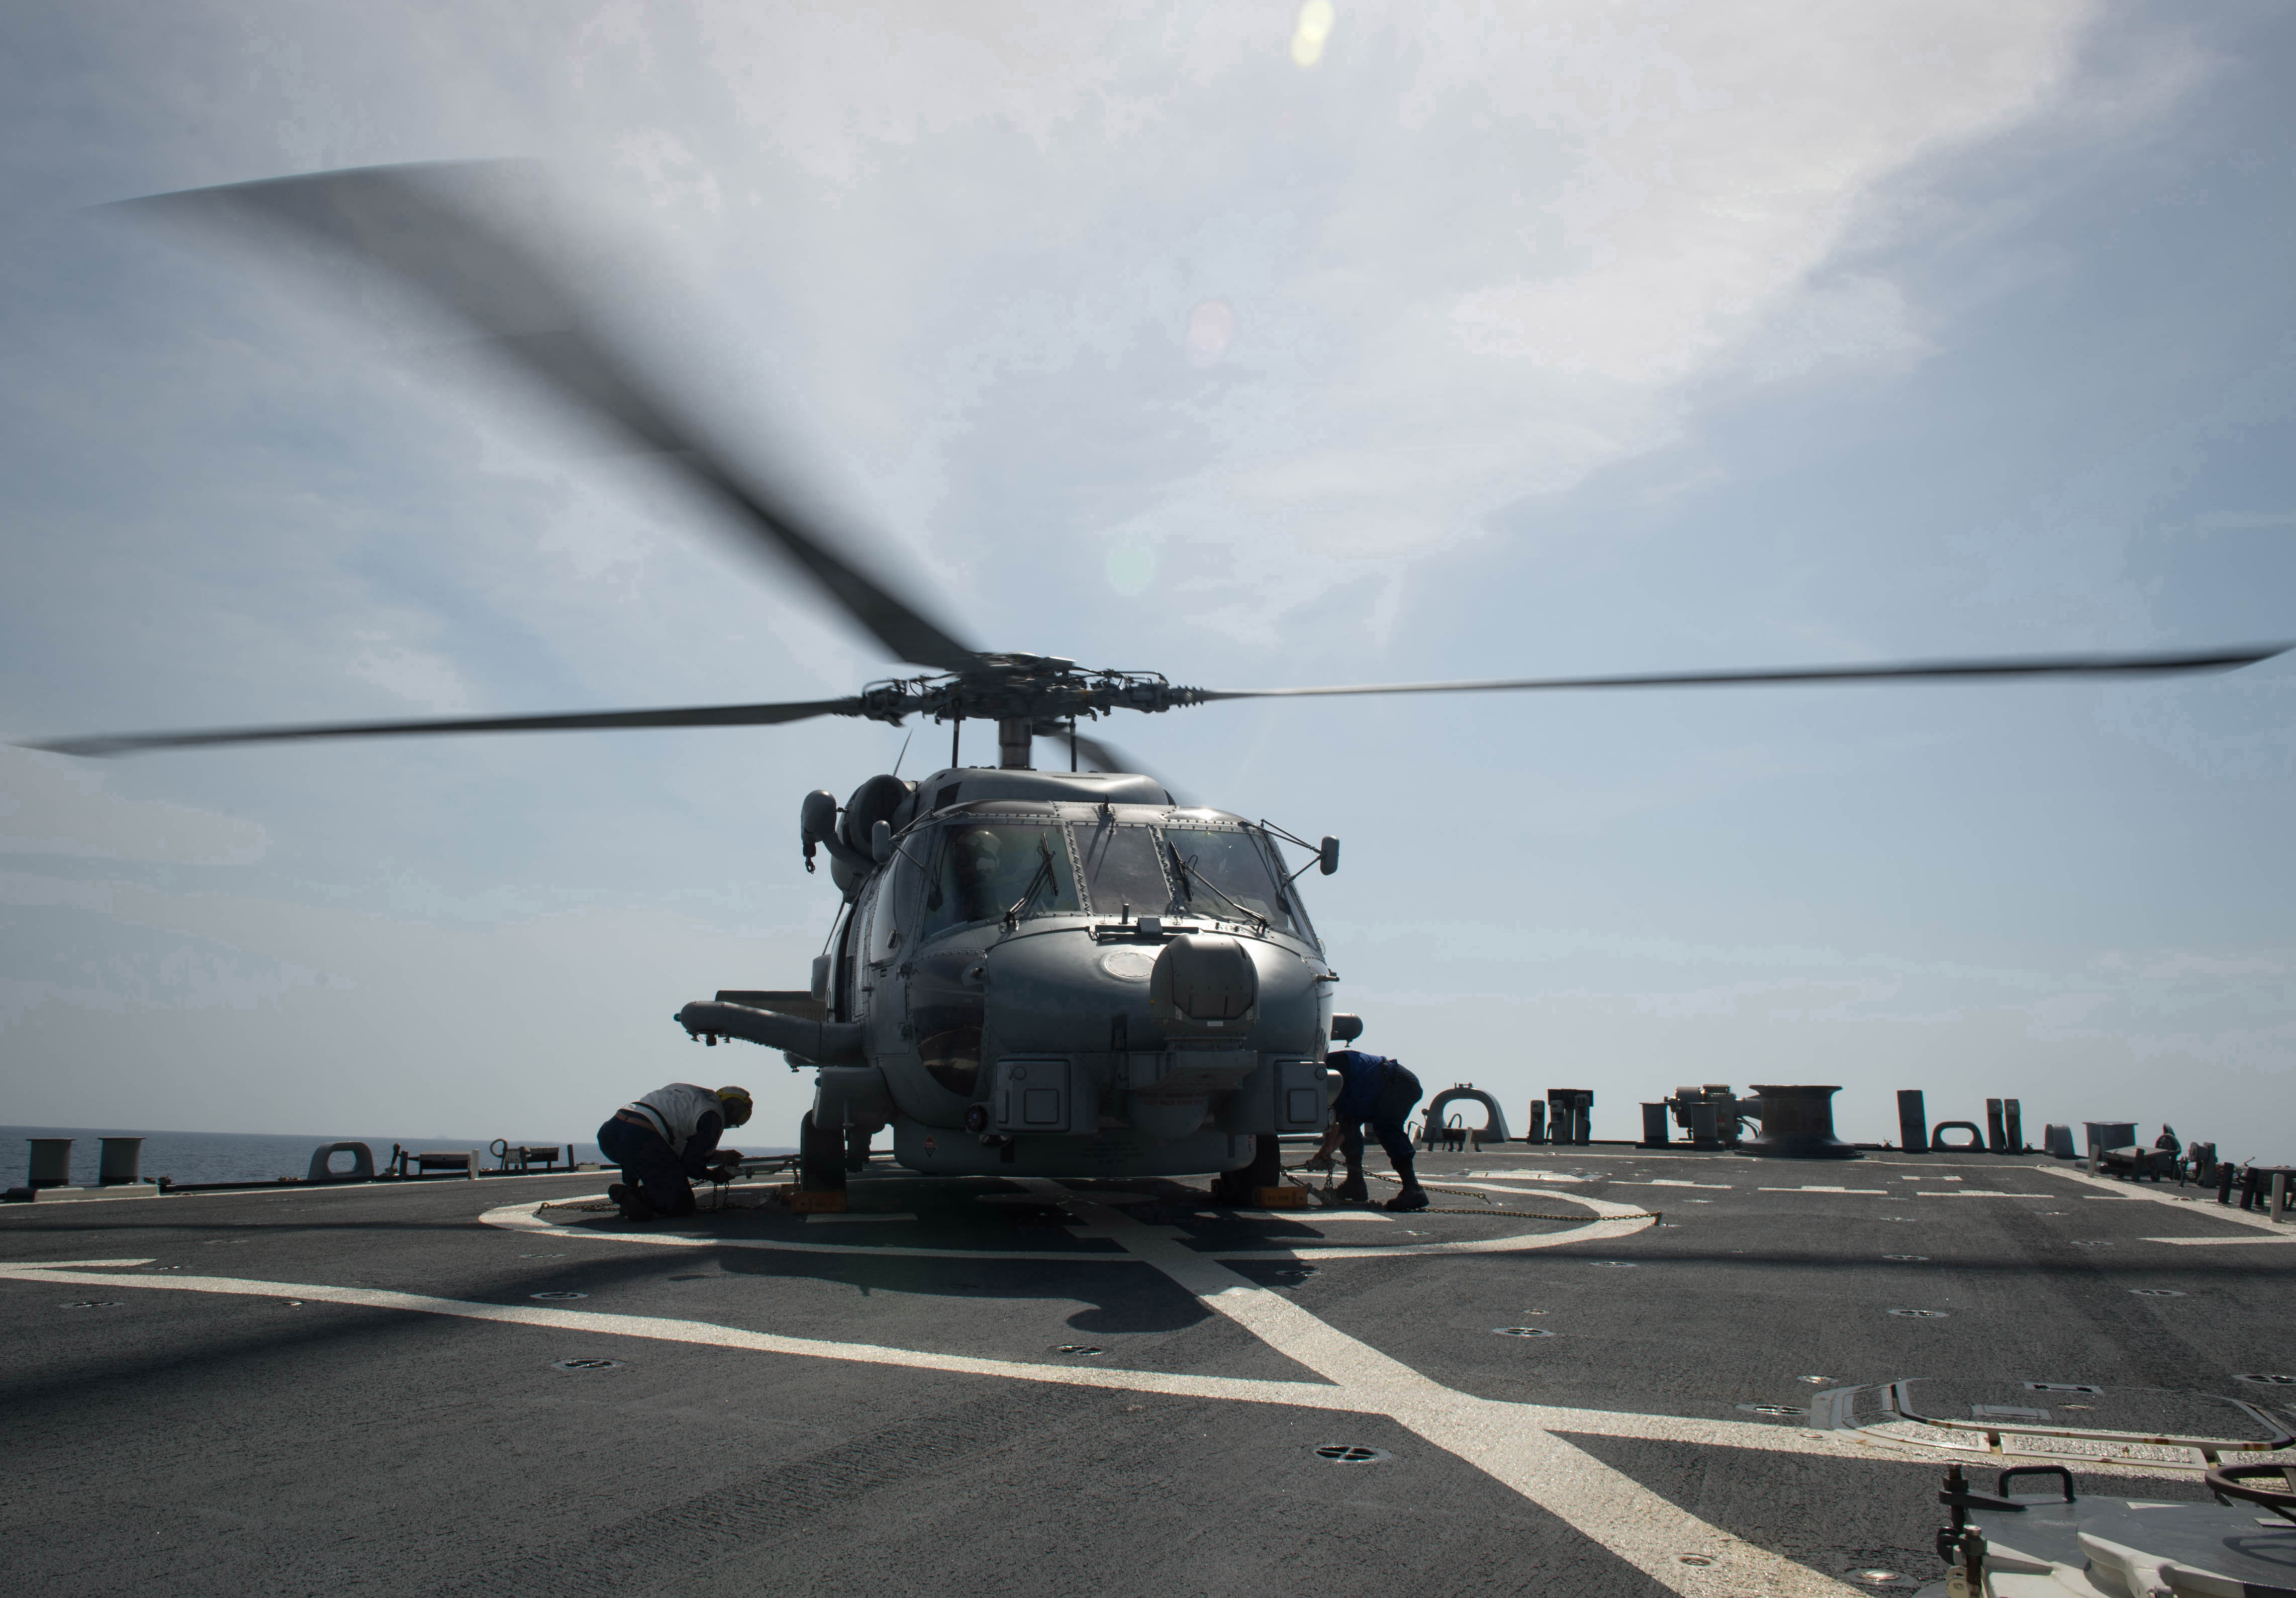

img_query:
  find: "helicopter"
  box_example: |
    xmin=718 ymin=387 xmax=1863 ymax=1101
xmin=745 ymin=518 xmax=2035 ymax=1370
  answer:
xmin=25 ymin=162 xmax=2289 ymax=1200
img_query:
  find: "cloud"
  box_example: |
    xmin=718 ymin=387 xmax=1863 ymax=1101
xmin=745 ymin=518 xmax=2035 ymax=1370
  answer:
xmin=0 ymin=749 xmax=267 ymax=865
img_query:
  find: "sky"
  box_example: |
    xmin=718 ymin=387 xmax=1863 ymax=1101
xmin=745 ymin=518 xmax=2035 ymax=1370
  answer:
xmin=1 ymin=2 xmax=2290 ymax=1158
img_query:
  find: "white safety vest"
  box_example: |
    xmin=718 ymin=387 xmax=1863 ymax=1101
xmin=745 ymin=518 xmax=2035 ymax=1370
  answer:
xmin=626 ymin=1083 xmax=725 ymax=1156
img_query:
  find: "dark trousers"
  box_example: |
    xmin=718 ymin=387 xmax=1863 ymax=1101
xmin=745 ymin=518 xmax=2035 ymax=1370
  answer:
xmin=596 ymin=1116 xmax=695 ymax=1215
xmin=1340 ymin=1069 xmax=1422 ymax=1182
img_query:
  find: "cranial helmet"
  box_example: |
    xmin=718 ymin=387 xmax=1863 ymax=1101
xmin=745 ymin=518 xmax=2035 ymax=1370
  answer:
xmin=717 ymin=1086 xmax=754 ymax=1127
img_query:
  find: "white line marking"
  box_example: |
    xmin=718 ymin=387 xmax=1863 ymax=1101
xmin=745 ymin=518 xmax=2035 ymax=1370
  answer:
xmin=1017 ymin=1183 xmax=1861 ymax=1597
xmin=1914 ymin=1191 xmax=2043 ymax=1199
xmin=1618 ymin=1180 xmax=1733 ymax=1189
xmin=2145 ymin=1234 xmax=2296 ymax=1247
xmin=805 ymin=1212 xmax=919 ymax=1224
xmin=1758 ymin=1187 xmax=1886 ymax=1195
xmin=2039 ymin=1167 xmax=2289 ymax=1236
xmin=487 ymin=1197 xmax=1650 ymax=1263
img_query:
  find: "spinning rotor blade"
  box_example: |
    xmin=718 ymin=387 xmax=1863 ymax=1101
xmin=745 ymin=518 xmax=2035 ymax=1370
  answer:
xmin=1031 ymin=722 xmax=1181 ymax=802
xmin=27 ymin=697 xmax=860 ymax=758
xmin=122 ymin=163 xmax=980 ymax=675
xmin=1193 ymin=643 xmax=2292 ymax=706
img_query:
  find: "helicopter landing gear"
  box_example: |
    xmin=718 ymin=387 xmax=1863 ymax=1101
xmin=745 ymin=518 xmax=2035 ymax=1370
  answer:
xmin=1209 ymin=1134 xmax=1284 ymax=1206
xmin=797 ymin=1111 xmax=847 ymax=1193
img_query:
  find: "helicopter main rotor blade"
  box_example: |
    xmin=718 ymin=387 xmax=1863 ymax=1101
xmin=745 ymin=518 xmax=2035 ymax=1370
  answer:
xmin=26 ymin=697 xmax=861 ymax=758
xmin=119 ymin=163 xmax=981 ymax=675
xmin=1192 ymin=643 xmax=2292 ymax=706
xmin=1031 ymin=722 xmax=1185 ymax=804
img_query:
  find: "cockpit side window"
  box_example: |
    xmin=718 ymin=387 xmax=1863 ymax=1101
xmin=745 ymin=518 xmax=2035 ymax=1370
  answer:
xmin=917 ymin=822 xmax=1080 ymax=937
xmin=867 ymin=838 xmax=921 ymax=964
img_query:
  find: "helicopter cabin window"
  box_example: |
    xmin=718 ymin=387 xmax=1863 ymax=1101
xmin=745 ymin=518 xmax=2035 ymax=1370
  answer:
xmin=1163 ymin=824 xmax=1298 ymax=934
xmin=917 ymin=822 xmax=1079 ymax=937
xmin=1074 ymin=818 xmax=1175 ymax=920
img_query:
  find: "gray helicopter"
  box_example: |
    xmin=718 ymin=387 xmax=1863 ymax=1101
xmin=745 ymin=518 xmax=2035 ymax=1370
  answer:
xmin=27 ymin=163 xmax=2289 ymax=1199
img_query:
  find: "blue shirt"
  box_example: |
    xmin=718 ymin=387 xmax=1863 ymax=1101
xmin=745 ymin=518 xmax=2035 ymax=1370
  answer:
xmin=1327 ymin=1050 xmax=1400 ymax=1123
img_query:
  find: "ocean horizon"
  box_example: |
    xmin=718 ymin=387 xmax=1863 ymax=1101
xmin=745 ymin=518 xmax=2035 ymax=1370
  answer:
xmin=2 ymin=1124 xmax=795 ymax=1187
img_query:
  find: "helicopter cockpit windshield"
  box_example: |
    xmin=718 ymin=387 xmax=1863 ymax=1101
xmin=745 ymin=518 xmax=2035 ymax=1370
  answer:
xmin=1163 ymin=824 xmax=1302 ymax=936
xmin=918 ymin=822 xmax=1079 ymax=938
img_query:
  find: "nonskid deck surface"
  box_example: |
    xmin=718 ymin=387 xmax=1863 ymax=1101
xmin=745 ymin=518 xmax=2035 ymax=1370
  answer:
xmin=2 ymin=1149 xmax=2288 ymax=1596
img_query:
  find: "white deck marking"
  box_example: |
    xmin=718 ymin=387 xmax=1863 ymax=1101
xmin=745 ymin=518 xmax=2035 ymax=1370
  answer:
xmin=2039 ymin=1167 xmax=2290 ymax=1237
xmin=1023 ymin=1183 xmax=1861 ymax=1597
xmin=2146 ymin=1233 xmax=2296 ymax=1246
xmin=488 ymin=1195 xmax=1651 ymax=1262
xmin=1619 ymin=1180 xmax=1733 ymax=1189
xmin=805 ymin=1212 xmax=919 ymax=1224
xmin=1758 ymin=1187 xmax=1886 ymax=1195
xmin=1915 ymin=1191 xmax=2043 ymax=1199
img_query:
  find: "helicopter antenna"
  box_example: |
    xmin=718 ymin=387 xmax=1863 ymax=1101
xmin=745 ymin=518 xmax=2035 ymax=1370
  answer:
xmin=950 ymin=717 xmax=961 ymax=770
xmin=889 ymin=727 xmax=914 ymax=779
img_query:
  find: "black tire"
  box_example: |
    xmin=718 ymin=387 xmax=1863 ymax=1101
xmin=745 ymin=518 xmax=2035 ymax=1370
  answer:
xmin=1210 ymin=1135 xmax=1283 ymax=1205
xmin=798 ymin=1111 xmax=848 ymax=1193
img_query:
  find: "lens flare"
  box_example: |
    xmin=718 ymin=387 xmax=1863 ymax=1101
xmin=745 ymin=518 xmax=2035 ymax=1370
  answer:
xmin=1291 ymin=0 xmax=1335 ymax=67
xmin=1185 ymin=299 xmax=1236 ymax=367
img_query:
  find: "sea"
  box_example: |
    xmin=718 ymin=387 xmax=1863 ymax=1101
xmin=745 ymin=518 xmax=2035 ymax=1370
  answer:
xmin=3 ymin=1124 xmax=793 ymax=1188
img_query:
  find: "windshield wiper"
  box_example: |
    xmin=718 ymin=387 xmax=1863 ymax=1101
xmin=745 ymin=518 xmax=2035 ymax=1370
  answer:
xmin=1002 ymin=839 xmax=1060 ymax=930
xmin=1167 ymin=841 xmax=1268 ymax=932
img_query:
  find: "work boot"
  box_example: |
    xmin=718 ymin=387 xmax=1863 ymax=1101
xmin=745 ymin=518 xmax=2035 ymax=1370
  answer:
xmin=1384 ymin=1184 xmax=1429 ymax=1212
xmin=1335 ymin=1172 xmax=1369 ymax=1203
xmin=608 ymin=1182 xmax=656 ymax=1223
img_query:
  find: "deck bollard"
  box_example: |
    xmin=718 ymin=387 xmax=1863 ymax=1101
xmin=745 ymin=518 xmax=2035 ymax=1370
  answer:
xmin=1985 ymin=1099 xmax=2007 ymax=1153
xmin=97 ymin=1137 xmax=144 ymax=1185
xmin=26 ymin=1138 xmax=72 ymax=1190
xmin=1896 ymin=1090 xmax=1927 ymax=1154
xmin=2274 ymin=1173 xmax=2289 ymax=1225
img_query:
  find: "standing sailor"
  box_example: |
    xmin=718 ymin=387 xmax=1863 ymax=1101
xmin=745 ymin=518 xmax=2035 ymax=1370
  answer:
xmin=1307 ymin=1042 xmax=1428 ymax=1211
xmin=598 ymin=1083 xmax=752 ymax=1221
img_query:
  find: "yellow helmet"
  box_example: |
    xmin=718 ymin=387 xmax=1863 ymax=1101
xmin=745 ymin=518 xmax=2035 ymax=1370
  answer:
xmin=717 ymin=1086 xmax=754 ymax=1127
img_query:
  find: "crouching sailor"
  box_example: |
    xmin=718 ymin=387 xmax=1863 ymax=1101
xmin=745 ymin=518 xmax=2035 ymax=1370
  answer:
xmin=1308 ymin=1046 xmax=1429 ymax=1211
xmin=598 ymin=1083 xmax=752 ymax=1221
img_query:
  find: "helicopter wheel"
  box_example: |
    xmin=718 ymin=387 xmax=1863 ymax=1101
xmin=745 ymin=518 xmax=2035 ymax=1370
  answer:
xmin=797 ymin=1111 xmax=847 ymax=1193
xmin=1209 ymin=1134 xmax=1283 ymax=1205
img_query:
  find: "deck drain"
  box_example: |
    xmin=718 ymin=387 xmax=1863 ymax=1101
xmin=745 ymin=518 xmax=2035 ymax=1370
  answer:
xmin=552 ymin=1358 xmax=622 ymax=1372
xmin=2071 ymin=1241 xmax=2113 ymax=1248
xmin=2235 ymin=1374 xmax=2296 ymax=1387
xmin=1589 ymin=1260 xmax=1636 ymax=1267
xmin=61 ymin=1300 xmax=122 ymax=1308
xmin=1493 ymin=1327 xmax=1554 ymax=1337
xmin=1799 ymin=1376 xmax=1834 ymax=1384
xmin=530 ymin=1290 xmax=589 ymax=1300
xmin=1882 ymin=1254 xmax=1928 ymax=1261
xmin=1274 ymin=1265 xmax=1319 ymax=1283
xmin=1314 ymin=1445 xmax=1391 ymax=1464
xmin=1052 ymin=1345 xmax=1103 ymax=1356
xmin=2025 ymin=1383 xmax=2102 ymax=1394
xmin=1677 ymin=1555 xmax=1714 ymax=1567
xmin=1886 ymin=1308 xmax=1948 ymax=1318
xmin=1853 ymin=1571 xmax=1901 ymax=1583
xmin=2128 ymin=1288 xmax=2185 ymax=1298
xmin=1736 ymin=1404 xmax=1807 ymax=1418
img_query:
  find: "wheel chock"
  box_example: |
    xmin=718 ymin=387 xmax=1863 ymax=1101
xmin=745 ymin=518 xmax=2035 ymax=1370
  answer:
xmin=788 ymin=1190 xmax=847 ymax=1214
xmin=1255 ymin=1187 xmax=1307 ymax=1209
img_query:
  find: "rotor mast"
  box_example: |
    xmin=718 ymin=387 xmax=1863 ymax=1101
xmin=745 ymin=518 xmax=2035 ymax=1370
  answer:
xmin=996 ymin=717 xmax=1034 ymax=770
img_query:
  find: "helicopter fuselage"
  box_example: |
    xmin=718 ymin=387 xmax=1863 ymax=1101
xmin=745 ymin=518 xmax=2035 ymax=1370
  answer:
xmin=686 ymin=765 xmax=1340 ymax=1181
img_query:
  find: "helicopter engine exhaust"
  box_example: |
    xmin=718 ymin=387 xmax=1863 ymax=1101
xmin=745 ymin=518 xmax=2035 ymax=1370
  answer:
xmin=676 ymin=1000 xmax=866 ymax=1065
